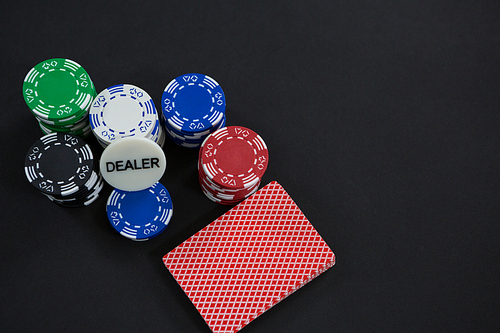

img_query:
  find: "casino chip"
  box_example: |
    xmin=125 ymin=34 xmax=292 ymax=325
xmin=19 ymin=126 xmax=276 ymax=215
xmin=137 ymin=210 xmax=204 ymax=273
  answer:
xmin=89 ymin=84 xmax=165 ymax=148
xmin=24 ymin=132 xmax=103 ymax=207
xmin=198 ymin=126 xmax=269 ymax=205
xmin=99 ymin=136 xmax=167 ymax=192
xmin=106 ymin=182 xmax=173 ymax=241
xmin=22 ymin=58 xmax=96 ymax=138
xmin=161 ymin=73 xmax=226 ymax=148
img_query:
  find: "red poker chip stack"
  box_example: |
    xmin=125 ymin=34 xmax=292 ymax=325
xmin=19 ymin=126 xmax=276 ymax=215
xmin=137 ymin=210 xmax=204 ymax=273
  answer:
xmin=198 ymin=126 xmax=269 ymax=205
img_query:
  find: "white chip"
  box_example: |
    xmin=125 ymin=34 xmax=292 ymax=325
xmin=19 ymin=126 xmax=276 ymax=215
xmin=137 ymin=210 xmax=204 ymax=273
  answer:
xmin=89 ymin=84 xmax=158 ymax=146
xmin=100 ymin=137 xmax=166 ymax=191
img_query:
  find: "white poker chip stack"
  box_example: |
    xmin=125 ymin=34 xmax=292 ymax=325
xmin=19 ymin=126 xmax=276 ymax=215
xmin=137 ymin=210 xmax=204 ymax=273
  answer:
xmin=89 ymin=84 xmax=165 ymax=148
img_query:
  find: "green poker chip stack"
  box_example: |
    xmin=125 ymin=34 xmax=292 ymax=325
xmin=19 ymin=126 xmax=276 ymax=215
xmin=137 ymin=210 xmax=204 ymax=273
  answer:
xmin=22 ymin=58 xmax=97 ymax=138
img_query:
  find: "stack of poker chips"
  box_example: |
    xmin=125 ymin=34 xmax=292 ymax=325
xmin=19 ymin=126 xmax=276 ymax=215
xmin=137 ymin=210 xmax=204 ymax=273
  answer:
xmin=89 ymin=84 xmax=165 ymax=148
xmin=198 ymin=126 xmax=269 ymax=205
xmin=106 ymin=182 xmax=173 ymax=241
xmin=161 ymin=73 xmax=226 ymax=148
xmin=22 ymin=58 xmax=96 ymax=139
xmin=99 ymin=137 xmax=172 ymax=241
xmin=24 ymin=133 xmax=103 ymax=207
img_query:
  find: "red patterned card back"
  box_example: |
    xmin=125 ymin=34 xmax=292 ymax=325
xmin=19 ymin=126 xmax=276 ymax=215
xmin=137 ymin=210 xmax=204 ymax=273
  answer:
xmin=163 ymin=181 xmax=335 ymax=333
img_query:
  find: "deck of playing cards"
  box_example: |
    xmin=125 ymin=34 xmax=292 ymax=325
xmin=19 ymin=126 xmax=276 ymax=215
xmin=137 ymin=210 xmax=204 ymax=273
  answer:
xmin=163 ymin=181 xmax=336 ymax=333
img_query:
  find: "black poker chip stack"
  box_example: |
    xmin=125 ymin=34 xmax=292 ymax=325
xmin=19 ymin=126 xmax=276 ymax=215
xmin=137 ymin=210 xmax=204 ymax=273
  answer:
xmin=24 ymin=132 xmax=103 ymax=207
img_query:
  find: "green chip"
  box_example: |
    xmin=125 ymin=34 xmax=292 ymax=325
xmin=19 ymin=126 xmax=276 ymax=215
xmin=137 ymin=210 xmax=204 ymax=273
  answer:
xmin=38 ymin=120 xmax=92 ymax=139
xmin=23 ymin=58 xmax=96 ymax=121
xmin=39 ymin=116 xmax=88 ymax=132
xmin=36 ymin=104 xmax=90 ymax=126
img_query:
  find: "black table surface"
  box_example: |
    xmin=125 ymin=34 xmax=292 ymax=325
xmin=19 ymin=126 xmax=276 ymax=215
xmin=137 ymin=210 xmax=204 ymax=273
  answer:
xmin=1 ymin=1 xmax=499 ymax=332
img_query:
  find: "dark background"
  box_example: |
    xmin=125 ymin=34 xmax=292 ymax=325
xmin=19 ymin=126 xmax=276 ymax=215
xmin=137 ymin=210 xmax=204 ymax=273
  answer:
xmin=1 ymin=0 xmax=499 ymax=332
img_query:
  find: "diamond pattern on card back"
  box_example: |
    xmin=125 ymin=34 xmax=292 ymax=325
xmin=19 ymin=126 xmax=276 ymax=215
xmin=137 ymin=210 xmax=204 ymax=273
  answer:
xmin=163 ymin=181 xmax=336 ymax=333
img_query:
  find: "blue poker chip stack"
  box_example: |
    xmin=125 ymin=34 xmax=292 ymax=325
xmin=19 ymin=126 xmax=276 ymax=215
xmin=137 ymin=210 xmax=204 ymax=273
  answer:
xmin=106 ymin=182 xmax=173 ymax=241
xmin=161 ymin=73 xmax=226 ymax=148
xmin=101 ymin=136 xmax=172 ymax=241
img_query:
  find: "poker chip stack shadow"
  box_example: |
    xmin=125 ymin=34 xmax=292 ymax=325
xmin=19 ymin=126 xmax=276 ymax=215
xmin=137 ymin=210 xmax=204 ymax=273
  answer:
xmin=198 ymin=126 xmax=269 ymax=205
xmin=89 ymin=84 xmax=165 ymax=148
xmin=161 ymin=73 xmax=226 ymax=148
xmin=24 ymin=133 xmax=103 ymax=207
xmin=22 ymin=58 xmax=97 ymax=138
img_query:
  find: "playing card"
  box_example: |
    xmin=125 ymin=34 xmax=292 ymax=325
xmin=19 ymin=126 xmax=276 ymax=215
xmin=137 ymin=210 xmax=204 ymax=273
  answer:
xmin=163 ymin=181 xmax=336 ymax=333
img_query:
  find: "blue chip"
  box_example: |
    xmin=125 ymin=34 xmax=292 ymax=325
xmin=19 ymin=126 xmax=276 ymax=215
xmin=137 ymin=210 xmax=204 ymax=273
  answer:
xmin=106 ymin=182 xmax=173 ymax=241
xmin=161 ymin=73 xmax=226 ymax=135
xmin=164 ymin=114 xmax=227 ymax=148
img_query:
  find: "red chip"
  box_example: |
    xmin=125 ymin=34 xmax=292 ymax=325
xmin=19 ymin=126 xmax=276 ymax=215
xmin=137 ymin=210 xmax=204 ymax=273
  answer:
xmin=198 ymin=160 xmax=260 ymax=195
xmin=200 ymin=126 xmax=269 ymax=190
xmin=199 ymin=173 xmax=260 ymax=205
